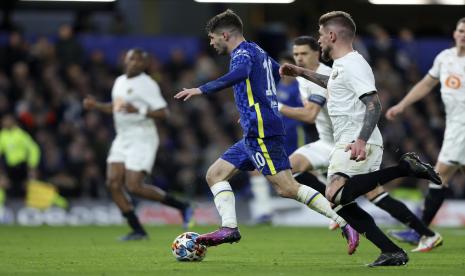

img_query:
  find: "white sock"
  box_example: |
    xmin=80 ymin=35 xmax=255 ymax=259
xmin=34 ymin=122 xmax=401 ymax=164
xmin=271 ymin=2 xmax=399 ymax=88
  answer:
xmin=210 ymin=181 xmax=237 ymax=228
xmin=250 ymin=175 xmax=273 ymax=219
xmin=296 ymin=185 xmax=347 ymax=227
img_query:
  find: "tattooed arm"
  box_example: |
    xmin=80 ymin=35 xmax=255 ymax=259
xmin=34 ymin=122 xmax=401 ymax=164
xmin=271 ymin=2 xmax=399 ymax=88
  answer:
xmin=358 ymin=92 xmax=381 ymax=142
xmin=299 ymin=70 xmax=329 ymax=89
xmin=279 ymin=63 xmax=329 ymax=88
xmin=345 ymin=91 xmax=381 ymax=162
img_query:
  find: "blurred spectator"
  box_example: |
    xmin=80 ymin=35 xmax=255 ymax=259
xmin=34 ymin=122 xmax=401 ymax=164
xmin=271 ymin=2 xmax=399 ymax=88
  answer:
xmin=55 ymin=24 xmax=84 ymax=67
xmin=367 ymin=24 xmax=398 ymax=69
xmin=109 ymin=12 xmax=129 ymax=35
xmin=0 ymin=31 xmax=29 ymax=76
xmin=164 ymin=48 xmax=192 ymax=82
xmin=0 ymin=114 xmax=40 ymax=198
xmin=396 ymin=28 xmax=420 ymax=72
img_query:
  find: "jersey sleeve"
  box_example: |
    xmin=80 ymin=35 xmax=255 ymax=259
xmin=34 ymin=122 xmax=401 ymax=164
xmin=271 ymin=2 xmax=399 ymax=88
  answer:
xmin=345 ymin=60 xmax=377 ymax=98
xmin=144 ymin=79 xmax=167 ymax=111
xmin=199 ymin=54 xmax=252 ymax=95
xmin=297 ymin=77 xmax=327 ymax=107
xmin=428 ymin=50 xmax=445 ymax=79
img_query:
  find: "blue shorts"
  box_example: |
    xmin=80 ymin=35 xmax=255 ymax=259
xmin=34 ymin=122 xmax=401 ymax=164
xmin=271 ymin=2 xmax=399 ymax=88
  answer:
xmin=221 ymin=136 xmax=291 ymax=176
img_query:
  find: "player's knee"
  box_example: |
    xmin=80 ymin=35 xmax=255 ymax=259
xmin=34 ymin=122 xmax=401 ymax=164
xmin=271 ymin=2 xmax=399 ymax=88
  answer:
xmin=106 ymin=178 xmax=121 ymax=192
xmin=325 ymin=173 xmax=349 ymax=204
xmin=289 ymin=154 xmax=311 ymax=174
xmin=274 ymin=185 xmax=294 ymax=198
xmin=125 ymin=182 xmax=141 ymax=195
xmin=205 ymin=166 xmax=224 ymax=185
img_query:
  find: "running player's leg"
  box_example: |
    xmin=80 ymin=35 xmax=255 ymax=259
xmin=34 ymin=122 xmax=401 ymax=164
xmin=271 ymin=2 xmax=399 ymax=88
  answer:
xmin=107 ymin=162 xmax=147 ymax=240
xmin=388 ymin=162 xmax=454 ymax=249
xmin=124 ymin=169 xmax=192 ymax=229
xmin=325 ymin=144 xmax=408 ymax=266
xmin=422 ymin=161 xmax=456 ymax=225
xmin=250 ymin=136 xmax=358 ymax=254
xmin=290 ymin=140 xmax=330 ymax=195
xmin=386 ymin=161 xmax=453 ymax=250
xmin=332 ymin=152 xmax=440 ymax=205
xmin=327 ymin=174 xmax=406 ymax=262
xmin=364 ymin=186 xmax=441 ymax=252
xmin=366 ymin=186 xmax=434 ymax=237
xmin=123 ymin=135 xmax=193 ymax=229
xmin=196 ymin=140 xmax=250 ymax=246
xmin=247 ymin=136 xmax=336 ymax=220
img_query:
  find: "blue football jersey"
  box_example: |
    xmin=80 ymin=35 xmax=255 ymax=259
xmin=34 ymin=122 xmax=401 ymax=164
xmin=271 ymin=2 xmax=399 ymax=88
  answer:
xmin=231 ymin=41 xmax=285 ymax=138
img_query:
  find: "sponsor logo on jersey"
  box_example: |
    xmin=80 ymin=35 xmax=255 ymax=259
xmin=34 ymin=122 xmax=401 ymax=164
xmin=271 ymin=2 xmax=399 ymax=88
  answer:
xmin=445 ymin=75 xmax=461 ymax=89
xmin=331 ymin=69 xmax=338 ymax=79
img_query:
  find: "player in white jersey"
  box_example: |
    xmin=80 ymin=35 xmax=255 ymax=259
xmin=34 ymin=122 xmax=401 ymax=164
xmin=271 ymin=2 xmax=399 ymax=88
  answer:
xmin=280 ymin=36 xmax=443 ymax=245
xmin=280 ymin=11 xmax=442 ymax=267
xmin=278 ymin=36 xmax=338 ymax=229
xmin=83 ymin=49 xmax=192 ymax=241
xmin=280 ymin=36 xmax=334 ymax=175
xmin=386 ymin=17 xmax=465 ymax=249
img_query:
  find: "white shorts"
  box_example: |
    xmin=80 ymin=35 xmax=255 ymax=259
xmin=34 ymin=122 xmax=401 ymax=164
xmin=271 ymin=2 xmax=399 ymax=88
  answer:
xmin=438 ymin=123 xmax=465 ymax=165
xmin=327 ymin=143 xmax=383 ymax=177
xmin=292 ymin=139 xmax=333 ymax=171
xmin=107 ymin=133 xmax=159 ymax=173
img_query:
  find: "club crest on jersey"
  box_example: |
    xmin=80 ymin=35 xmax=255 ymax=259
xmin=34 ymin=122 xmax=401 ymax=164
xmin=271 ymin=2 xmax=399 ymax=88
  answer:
xmin=331 ymin=69 xmax=338 ymax=79
xmin=127 ymin=88 xmax=133 ymax=94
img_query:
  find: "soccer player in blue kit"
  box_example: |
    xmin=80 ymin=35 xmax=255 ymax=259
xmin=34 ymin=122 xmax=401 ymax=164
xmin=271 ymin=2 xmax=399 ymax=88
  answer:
xmin=175 ymin=9 xmax=358 ymax=251
xmin=248 ymin=54 xmax=308 ymax=224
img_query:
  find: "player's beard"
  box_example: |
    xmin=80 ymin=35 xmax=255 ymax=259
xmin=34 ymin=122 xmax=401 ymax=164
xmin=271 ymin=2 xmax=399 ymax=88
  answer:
xmin=215 ymin=44 xmax=228 ymax=55
xmin=321 ymin=46 xmax=332 ymax=62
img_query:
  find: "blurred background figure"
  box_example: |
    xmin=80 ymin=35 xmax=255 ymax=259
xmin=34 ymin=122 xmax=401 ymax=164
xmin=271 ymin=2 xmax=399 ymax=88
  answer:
xmin=0 ymin=114 xmax=40 ymax=198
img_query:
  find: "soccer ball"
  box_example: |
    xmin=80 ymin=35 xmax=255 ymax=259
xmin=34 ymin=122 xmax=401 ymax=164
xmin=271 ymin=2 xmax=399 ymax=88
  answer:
xmin=171 ymin=232 xmax=207 ymax=261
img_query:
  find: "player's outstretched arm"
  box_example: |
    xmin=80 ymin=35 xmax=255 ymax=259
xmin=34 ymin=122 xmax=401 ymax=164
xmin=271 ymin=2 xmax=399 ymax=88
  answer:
xmin=121 ymin=103 xmax=169 ymax=120
xmin=279 ymin=100 xmax=321 ymax=124
xmin=175 ymin=62 xmax=250 ymax=101
xmin=280 ymin=63 xmax=329 ymax=89
xmin=385 ymin=75 xmax=439 ymax=120
xmin=83 ymin=96 xmax=113 ymax=114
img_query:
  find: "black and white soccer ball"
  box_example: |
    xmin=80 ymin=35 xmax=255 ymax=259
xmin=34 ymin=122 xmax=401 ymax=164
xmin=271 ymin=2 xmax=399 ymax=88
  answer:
xmin=171 ymin=232 xmax=207 ymax=261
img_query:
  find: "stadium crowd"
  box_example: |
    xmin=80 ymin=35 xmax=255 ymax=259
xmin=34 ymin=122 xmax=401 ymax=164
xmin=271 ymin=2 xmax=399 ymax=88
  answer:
xmin=0 ymin=23 xmax=463 ymax=201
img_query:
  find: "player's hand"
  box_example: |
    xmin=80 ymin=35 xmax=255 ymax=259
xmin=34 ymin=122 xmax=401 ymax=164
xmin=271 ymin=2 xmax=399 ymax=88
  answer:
xmin=345 ymin=139 xmax=367 ymax=162
xmin=121 ymin=103 xmax=138 ymax=113
xmin=385 ymin=104 xmax=404 ymax=120
xmin=174 ymin=88 xmax=202 ymax=101
xmin=279 ymin=63 xmax=302 ymax=77
xmin=83 ymin=96 xmax=97 ymax=110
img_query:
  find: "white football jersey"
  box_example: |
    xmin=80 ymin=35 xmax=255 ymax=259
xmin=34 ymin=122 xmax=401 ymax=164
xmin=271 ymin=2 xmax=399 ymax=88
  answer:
xmin=111 ymin=73 xmax=167 ymax=136
xmin=327 ymin=51 xmax=383 ymax=146
xmin=296 ymin=63 xmax=334 ymax=144
xmin=428 ymin=47 xmax=465 ymax=124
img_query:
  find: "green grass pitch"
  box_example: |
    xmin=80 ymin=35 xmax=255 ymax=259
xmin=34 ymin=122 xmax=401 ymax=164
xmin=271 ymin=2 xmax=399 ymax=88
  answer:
xmin=0 ymin=225 xmax=464 ymax=275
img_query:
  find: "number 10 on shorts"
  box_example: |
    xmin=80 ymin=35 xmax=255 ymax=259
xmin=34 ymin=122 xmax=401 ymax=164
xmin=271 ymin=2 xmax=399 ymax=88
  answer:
xmin=252 ymin=152 xmax=266 ymax=171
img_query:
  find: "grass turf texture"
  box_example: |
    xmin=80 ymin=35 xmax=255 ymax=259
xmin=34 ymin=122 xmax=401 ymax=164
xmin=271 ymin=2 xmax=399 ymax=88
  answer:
xmin=0 ymin=226 xmax=464 ymax=275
